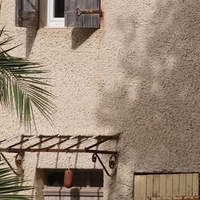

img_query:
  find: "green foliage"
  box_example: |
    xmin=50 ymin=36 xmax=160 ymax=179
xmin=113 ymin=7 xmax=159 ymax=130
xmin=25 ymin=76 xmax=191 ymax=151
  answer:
xmin=0 ymin=162 xmax=32 ymax=200
xmin=0 ymin=27 xmax=54 ymax=129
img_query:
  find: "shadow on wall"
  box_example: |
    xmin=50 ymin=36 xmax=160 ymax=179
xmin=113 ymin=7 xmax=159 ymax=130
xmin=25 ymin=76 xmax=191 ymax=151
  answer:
xmin=70 ymin=188 xmax=80 ymax=200
xmin=96 ymin=1 xmax=200 ymax=174
xmin=71 ymin=28 xmax=97 ymax=49
xmin=25 ymin=28 xmax=97 ymax=54
xmin=26 ymin=28 xmax=38 ymax=58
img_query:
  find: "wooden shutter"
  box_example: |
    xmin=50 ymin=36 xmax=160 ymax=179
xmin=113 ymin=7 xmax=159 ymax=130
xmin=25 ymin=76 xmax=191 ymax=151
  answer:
xmin=15 ymin=0 xmax=39 ymax=28
xmin=134 ymin=173 xmax=199 ymax=200
xmin=65 ymin=0 xmax=101 ymax=28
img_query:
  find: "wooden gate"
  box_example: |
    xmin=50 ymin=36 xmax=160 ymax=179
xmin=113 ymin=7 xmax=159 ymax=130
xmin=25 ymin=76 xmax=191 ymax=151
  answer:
xmin=134 ymin=173 xmax=199 ymax=200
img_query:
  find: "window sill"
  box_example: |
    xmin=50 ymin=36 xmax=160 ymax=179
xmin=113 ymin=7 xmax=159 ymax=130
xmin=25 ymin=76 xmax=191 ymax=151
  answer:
xmin=44 ymin=26 xmax=67 ymax=29
xmin=45 ymin=21 xmax=65 ymax=28
xmin=43 ymin=186 xmax=103 ymax=197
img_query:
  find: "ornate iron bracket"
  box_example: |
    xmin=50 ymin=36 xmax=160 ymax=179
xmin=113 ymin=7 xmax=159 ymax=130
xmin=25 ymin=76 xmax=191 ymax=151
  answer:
xmin=92 ymin=153 xmax=118 ymax=177
xmin=0 ymin=152 xmax=24 ymax=176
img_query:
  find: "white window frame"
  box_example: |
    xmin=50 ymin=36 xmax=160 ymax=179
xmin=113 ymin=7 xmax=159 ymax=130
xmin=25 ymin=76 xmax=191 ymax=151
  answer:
xmin=47 ymin=0 xmax=65 ymax=27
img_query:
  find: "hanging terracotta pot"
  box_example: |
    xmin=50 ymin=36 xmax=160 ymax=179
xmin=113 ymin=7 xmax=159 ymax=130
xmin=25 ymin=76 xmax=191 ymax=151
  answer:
xmin=64 ymin=169 xmax=73 ymax=188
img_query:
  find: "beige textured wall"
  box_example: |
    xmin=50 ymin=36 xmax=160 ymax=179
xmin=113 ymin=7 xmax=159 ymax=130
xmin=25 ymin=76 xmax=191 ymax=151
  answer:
xmin=1 ymin=0 xmax=200 ymax=199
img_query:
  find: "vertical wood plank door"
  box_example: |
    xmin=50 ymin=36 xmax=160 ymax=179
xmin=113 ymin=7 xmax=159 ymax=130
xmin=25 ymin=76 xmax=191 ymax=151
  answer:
xmin=134 ymin=173 xmax=199 ymax=200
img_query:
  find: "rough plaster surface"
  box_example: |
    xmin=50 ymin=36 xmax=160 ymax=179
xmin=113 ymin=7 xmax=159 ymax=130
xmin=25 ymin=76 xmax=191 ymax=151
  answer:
xmin=1 ymin=0 xmax=200 ymax=199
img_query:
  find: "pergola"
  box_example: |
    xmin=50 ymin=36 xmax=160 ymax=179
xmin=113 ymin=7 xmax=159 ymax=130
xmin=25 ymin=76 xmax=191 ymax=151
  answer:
xmin=0 ymin=133 xmax=120 ymax=177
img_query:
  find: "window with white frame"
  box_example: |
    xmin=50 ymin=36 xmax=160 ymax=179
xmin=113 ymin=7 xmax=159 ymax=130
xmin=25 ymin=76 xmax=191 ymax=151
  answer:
xmin=47 ymin=0 xmax=65 ymax=27
xmin=16 ymin=0 xmax=101 ymax=29
xmin=39 ymin=169 xmax=104 ymax=200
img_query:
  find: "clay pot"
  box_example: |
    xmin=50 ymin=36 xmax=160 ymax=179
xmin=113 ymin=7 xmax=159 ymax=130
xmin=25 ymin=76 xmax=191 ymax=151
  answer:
xmin=64 ymin=169 xmax=73 ymax=188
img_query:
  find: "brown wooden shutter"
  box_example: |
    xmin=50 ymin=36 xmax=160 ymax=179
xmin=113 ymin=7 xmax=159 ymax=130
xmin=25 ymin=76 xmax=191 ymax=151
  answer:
xmin=15 ymin=0 xmax=39 ymax=28
xmin=65 ymin=0 xmax=101 ymax=28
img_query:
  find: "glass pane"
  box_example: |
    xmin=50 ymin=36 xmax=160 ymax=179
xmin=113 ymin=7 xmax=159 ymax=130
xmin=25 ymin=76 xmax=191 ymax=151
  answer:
xmin=73 ymin=171 xmax=88 ymax=187
xmin=90 ymin=170 xmax=103 ymax=187
xmin=45 ymin=169 xmax=104 ymax=187
xmin=47 ymin=171 xmax=64 ymax=186
xmin=54 ymin=0 xmax=64 ymax=17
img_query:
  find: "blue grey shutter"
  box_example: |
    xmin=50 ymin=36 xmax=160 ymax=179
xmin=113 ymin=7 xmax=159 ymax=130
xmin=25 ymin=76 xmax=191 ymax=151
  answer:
xmin=65 ymin=0 xmax=101 ymax=28
xmin=15 ymin=0 xmax=39 ymax=28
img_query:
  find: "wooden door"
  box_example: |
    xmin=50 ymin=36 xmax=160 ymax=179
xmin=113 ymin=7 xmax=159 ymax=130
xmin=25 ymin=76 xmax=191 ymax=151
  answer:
xmin=134 ymin=173 xmax=199 ymax=200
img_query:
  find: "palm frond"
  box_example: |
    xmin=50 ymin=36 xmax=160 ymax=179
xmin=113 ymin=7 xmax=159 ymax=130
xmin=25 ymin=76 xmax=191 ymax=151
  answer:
xmin=0 ymin=27 xmax=54 ymax=129
xmin=0 ymin=162 xmax=33 ymax=200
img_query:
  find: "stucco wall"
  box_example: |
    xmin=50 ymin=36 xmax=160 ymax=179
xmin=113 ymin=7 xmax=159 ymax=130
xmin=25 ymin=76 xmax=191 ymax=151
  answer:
xmin=1 ymin=0 xmax=200 ymax=199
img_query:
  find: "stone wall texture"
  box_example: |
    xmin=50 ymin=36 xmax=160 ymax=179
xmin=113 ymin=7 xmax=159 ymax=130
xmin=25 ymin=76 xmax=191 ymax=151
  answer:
xmin=1 ymin=0 xmax=200 ymax=199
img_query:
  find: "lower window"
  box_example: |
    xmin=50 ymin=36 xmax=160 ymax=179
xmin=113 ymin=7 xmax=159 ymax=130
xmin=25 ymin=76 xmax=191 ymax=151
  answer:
xmin=42 ymin=169 xmax=103 ymax=200
xmin=134 ymin=173 xmax=199 ymax=200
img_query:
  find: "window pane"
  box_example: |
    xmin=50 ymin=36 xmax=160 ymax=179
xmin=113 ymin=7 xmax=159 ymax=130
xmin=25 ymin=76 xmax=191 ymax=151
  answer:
xmin=54 ymin=0 xmax=64 ymax=17
xmin=47 ymin=171 xmax=64 ymax=186
xmin=45 ymin=169 xmax=103 ymax=187
xmin=73 ymin=171 xmax=88 ymax=187
xmin=90 ymin=170 xmax=103 ymax=187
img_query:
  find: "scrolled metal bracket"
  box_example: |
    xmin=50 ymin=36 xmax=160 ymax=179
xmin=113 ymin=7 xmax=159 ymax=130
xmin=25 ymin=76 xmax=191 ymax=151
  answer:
xmin=92 ymin=153 xmax=118 ymax=177
xmin=0 ymin=152 xmax=24 ymax=176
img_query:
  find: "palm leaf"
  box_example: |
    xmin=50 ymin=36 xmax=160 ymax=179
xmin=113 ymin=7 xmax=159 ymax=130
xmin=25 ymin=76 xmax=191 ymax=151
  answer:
xmin=0 ymin=27 xmax=54 ymax=129
xmin=0 ymin=162 xmax=32 ymax=200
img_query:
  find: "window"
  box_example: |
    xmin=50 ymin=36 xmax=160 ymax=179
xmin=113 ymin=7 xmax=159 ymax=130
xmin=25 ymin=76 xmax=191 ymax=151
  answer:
xmin=134 ymin=173 xmax=199 ymax=200
xmin=47 ymin=0 xmax=65 ymax=27
xmin=46 ymin=169 xmax=103 ymax=187
xmin=15 ymin=0 xmax=101 ymax=29
xmin=41 ymin=169 xmax=103 ymax=200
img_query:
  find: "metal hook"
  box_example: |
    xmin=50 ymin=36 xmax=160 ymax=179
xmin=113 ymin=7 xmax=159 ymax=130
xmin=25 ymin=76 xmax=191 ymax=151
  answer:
xmin=0 ymin=152 xmax=24 ymax=176
xmin=92 ymin=153 xmax=117 ymax=177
